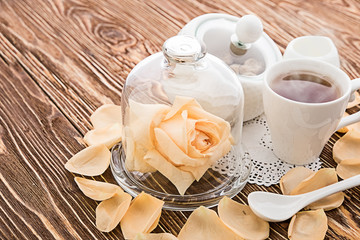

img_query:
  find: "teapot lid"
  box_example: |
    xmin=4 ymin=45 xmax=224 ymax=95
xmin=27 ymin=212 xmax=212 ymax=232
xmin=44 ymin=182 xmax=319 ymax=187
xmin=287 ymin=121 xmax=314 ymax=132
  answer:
xmin=179 ymin=13 xmax=282 ymax=79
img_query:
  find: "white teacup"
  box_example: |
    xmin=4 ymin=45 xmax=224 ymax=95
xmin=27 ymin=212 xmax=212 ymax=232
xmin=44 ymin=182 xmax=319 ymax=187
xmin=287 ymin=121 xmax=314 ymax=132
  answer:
xmin=283 ymin=36 xmax=340 ymax=67
xmin=263 ymin=59 xmax=360 ymax=165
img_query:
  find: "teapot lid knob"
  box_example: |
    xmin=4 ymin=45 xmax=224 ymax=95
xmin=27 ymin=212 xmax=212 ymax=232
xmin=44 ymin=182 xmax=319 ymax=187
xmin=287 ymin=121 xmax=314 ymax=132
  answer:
xmin=231 ymin=15 xmax=263 ymax=50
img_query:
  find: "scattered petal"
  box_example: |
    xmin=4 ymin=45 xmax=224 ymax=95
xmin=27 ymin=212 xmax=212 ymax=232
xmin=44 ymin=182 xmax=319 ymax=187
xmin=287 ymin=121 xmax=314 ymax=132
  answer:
xmin=144 ymin=149 xmax=195 ymax=195
xmin=288 ymin=209 xmax=328 ymax=240
xmin=96 ymin=191 xmax=132 ymax=232
xmin=74 ymin=177 xmax=122 ymax=201
xmin=291 ymin=168 xmax=344 ymax=211
xmin=134 ymin=233 xmax=178 ymax=240
xmin=83 ymin=123 xmax=122 ymax=149
xmin=65 ymin=144 xmax=110 ymax=176
xmin=121 ymin=192 xmax=164 ymax=239
xmin=333 ymin=130 xmax=360 ymax=163
xmin=280 ymin=167 xmax=314 ymax=195
xmin=218 ymin=196 xmax=269 ymax=240
xmin=336 ymin=158 xmax=360 ymax=179
xmin=347 ymin=121 xmax=360 ymax=133
xmin=178 ymin=206 xmax=241 ymax=240
xmin=91 ymin=104 xmax=122 ymax=129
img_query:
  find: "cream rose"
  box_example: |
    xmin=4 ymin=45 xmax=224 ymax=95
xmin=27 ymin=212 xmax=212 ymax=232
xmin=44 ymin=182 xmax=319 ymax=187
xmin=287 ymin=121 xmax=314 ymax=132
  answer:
xmin=124 ymin=96 xmax=233 ymax=195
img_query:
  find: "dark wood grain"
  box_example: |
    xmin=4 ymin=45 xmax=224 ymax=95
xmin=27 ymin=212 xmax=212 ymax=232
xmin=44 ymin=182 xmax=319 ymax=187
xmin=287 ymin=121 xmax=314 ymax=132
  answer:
xmin=1 ymin=0 xmax=360 ymax=239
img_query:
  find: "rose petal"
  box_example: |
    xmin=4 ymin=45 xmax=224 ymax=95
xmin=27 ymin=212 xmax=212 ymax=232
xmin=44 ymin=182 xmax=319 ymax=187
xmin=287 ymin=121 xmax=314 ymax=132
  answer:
xmin=178 ymin=206 xmax=241 ymax=240
xmin=147 ymin=212 xmax=162 ymax=234
xmin=179 ymin=161 xmax=212 ymax=181
xmin=128 ymin=100 xmax=170 ymax=149
xmin=337 ymin=112 xmax=360 ymax=134
xmin=95 ymin=191 xmax=132 ymax=232
xmin=159 ymin=110 xmax=187 ymax=153
xmin=90 ymin=104 xmax=122 ymax=129
xmin=144 ymin=149 xmax=195 ymax=195
xmin=154 ymin=127 xmax=213 ymax=181
xmin=154 ymin=128 xmax=207 ymax=167
xmin=164 ymin=96 xmax=202 ymax=121
xmin=124 ymin=126 xmax=156 ymax=173
xmin=336 ymin=158 xmax=360 ymax=179
xmin=218 ymin=196 xmax=269 ymax=240
xmin=347 ymin=121 xmax=360 ymax=134
xmin=65 ymin=144 xmax=110 ymax=176
xmin=291 ymin=168 xmax=344 ymax=211
xmin=134 ymin=233 xmax=178 ymax=240
xmin=288 ymin=209 xmax=328 ymax=240
xmin=74 ymin=177 xmax=122 ymax=201
xmin=305 ymin=192 xmax=344 ymax=211
xmin=333 ymin=130 xmax=360 ymax=163
xmin=280 ymin=167 xmax=314 ymax=195
xmin=192 ymin=120 xmax=221 ymax=153
xmin=186 ymin=105 xmax=231 ymax=139
xmin=165 ymin=96 xmax=231 ymax=140
xmin=83 ymin=123 xmax=122 ymax=149
xmin=206 ymin=138 xmax=232 ymax=164
xmin=125 ymin=100 xmax=170 ymax=172
xmin=120 ymin=192 xmax=164 ymax=239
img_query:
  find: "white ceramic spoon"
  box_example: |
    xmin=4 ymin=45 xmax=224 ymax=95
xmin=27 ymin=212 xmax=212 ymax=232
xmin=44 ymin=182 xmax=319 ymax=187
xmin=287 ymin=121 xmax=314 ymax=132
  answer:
xmin=248 ymin=174 xmax=360 ymax=222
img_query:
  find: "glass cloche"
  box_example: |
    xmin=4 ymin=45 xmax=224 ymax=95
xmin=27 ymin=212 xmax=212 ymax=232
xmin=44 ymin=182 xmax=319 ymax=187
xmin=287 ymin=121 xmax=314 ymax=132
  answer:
xmin=110 ymin=35 xmax=251 ymax=210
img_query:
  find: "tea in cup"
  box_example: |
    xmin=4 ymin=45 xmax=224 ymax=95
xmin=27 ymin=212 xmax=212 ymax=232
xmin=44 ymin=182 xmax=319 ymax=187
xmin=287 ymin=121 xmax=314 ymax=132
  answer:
xmin=263 ymin=59 xmax=360 ymax=165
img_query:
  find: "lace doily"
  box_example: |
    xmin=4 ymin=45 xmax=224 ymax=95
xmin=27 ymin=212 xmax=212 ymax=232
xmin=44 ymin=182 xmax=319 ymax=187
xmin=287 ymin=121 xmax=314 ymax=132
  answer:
xmin=243 ymin=114 xmax=322 ymax=186
xmin=212 ymin=114 xmax=322 ymax=187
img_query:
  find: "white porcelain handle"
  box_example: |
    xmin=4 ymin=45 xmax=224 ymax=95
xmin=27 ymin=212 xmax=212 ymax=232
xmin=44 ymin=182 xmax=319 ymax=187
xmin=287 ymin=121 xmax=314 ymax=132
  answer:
xmin=302 ymin=174 xmax=360 ymax=206
xmin=337 ymin=78 xmax=360 ymax=130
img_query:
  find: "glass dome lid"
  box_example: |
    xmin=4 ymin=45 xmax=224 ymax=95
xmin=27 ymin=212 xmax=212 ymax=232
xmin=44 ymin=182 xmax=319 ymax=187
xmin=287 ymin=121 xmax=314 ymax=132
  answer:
xmin=111 ymin=35 xmax=251 ymax=210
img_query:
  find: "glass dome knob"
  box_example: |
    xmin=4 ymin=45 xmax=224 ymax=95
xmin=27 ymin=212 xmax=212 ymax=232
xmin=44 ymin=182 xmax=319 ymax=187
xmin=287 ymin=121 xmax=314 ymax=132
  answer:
xmin=231 ymin=15 xmax=263 ymax=50
xmin=163 ymin=35 xmax=206 ymax=63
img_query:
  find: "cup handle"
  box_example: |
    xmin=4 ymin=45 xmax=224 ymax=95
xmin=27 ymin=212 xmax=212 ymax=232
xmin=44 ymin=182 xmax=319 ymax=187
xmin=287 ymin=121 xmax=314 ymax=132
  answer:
xmin=337 ymin=78 xmax=360 ymax=130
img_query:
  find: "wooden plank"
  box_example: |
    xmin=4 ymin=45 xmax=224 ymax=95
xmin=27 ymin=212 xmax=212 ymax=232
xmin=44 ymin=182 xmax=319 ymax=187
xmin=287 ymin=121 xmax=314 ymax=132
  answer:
xmin=0 ymin=58 xmax=126 ymax=239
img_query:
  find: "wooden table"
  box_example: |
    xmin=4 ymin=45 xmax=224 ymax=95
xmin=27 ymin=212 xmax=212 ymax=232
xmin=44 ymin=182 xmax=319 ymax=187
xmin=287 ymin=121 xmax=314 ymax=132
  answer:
xmin=1 ymin=0 xmax=359 ymax=239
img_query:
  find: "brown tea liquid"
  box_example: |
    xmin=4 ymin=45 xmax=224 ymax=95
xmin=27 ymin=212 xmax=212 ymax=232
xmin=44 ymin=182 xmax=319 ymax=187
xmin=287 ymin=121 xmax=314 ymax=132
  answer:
xmin=270 ymin=72 xmax=341 ymax=103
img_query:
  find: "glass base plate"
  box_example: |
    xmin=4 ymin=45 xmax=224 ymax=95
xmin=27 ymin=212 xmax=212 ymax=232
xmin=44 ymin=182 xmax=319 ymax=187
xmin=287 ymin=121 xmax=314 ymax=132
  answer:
xmin=110 ymin=143 xmax=251 ymax=211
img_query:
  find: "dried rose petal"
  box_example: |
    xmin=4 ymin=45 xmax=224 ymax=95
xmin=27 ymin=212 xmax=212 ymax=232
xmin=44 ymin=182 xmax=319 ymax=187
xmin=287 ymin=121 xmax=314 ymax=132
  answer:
xmin=74 ymin=177 xmax=122 ymax=201
xmin=218 ymin=196 xmax=269 ymax=239
xmin=90 ymin=104 xmax=122 ymax=129
xmin=64 ymin=144 xmax=110 ymax=176
xmin=144 ymin=149 xmax=195 ymax=195
xmin=336 ymin=158 xmax=360 ymax=179
xmin=83 ymin=123 xmax=122 ymax=149
xmin=95 ymin=191 xmax=132 ymax=232
xmin=178 ymin=206 xmax=241 ymax=240
xmin=347 ymin=121 xmax=360 ymax=134
xmin=337 ymin=111 xmax=360 ymax=134
xmin=125 ymin=101 xmax=170 ymax=173
xmin=134 ymin=233 xmax=178 ymax=240
xmin=288 ymin=209 xmax=328 ymax=240
xmin=120 ymin=192 xmax=164 ymax=239
xmin=333 ymin=130 xmax=360 ymax=163
xmin=290 ymin=168 xmax=344 ymax=211
xmin=280 ymin=167 xmax=314 ymax=195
